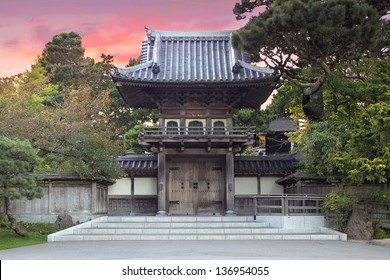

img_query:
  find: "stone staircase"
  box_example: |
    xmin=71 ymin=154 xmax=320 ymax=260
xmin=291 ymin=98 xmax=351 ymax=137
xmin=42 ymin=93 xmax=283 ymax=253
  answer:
xmin=48 ymin=216 xmax=346 ymax=242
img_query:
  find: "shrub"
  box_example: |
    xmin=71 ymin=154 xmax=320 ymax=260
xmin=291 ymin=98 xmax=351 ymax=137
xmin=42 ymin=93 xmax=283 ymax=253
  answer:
xmin=323 ymin=189 xmax=358 ymax=232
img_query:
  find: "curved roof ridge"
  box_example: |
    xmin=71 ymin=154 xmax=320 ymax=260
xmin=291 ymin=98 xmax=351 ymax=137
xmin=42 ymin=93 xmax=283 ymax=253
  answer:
xmin=238 ymin=60 xmax=275 ymax=74
xmin=146 ymin=27 xmax=233 ymax=38
xmin=114 ymin=60 xmax=153 ymax=75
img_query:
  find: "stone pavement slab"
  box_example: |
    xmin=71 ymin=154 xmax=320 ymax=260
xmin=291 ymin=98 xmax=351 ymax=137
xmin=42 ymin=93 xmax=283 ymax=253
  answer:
xmin=0 ymin=240 xmax=390 ymax=260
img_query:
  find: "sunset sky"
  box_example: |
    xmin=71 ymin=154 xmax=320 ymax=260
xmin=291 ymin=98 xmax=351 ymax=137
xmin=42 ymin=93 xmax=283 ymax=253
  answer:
xmin=0 ymin=0 xmax=261 ymax=77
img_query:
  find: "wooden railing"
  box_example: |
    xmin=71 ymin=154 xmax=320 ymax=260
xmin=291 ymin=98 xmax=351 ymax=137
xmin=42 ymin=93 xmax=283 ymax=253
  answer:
xmin=235 ymin=195 xmax=326 ymax=216
xmin=140 ymin=126 xmax=252 ymax=137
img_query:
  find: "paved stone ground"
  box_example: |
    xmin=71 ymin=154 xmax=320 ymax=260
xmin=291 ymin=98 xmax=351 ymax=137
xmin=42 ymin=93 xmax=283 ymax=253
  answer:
xmin=0 ymin=240 xmax=390 ymax=260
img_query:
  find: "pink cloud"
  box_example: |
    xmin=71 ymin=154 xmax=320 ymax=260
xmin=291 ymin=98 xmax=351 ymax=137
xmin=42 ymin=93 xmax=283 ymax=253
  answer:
xmin=0 ymin=0 xmax=252 ymax=77
xmin=2 ymin=38 xmax=20 ymax=49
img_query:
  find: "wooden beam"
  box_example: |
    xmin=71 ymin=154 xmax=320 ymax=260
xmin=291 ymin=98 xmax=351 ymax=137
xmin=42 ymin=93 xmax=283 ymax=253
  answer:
xmin=157 ymin=150 xmax=167 ymax=216
xmin=225 ymin=151 xmax=236 ymax=215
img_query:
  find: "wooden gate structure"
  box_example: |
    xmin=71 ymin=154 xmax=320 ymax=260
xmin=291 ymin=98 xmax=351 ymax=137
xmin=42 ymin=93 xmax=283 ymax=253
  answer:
xmin=112 ymin=28 xmax=280 ymax=215
xmin=167 ymin=157 xmax=224 ymax=215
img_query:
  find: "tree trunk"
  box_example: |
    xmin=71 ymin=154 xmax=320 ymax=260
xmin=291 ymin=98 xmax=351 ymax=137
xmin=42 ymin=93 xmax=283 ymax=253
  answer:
xmin=4 ymin=197 xmax=29 ymax=237
xmin=302 ymin=87 xmax=324 ymax=121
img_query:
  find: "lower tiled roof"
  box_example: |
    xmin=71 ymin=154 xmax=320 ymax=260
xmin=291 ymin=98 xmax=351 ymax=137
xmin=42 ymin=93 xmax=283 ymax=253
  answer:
xmin=118 ymin=154 xmax=297 ymax=175
xmin=118 ymin=156 xmax=158 ymax=175
xmin=234 ymin=154 xmax=298 ymax=175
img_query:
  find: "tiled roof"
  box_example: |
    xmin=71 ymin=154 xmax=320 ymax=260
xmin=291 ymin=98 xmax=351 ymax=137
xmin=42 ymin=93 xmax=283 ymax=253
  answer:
xmin=112 ymin=28 xmax=278 ymax=85
xmin=268 ymin=117 xmax=297 ymax=132
xmin=234 ymin=154 xmax=298 ymax=175
xmin=118 ymin=156 xmax=158 ymax=175
xmin=118 ymin=155 xmax=297 ymax=175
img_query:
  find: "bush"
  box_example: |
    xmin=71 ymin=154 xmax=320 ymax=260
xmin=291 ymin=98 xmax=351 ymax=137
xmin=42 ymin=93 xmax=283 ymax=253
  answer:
xmin=323 ymin=189 xmax=358 ymax=232
xmin=373 ymin=227 xmax=386 ymax=239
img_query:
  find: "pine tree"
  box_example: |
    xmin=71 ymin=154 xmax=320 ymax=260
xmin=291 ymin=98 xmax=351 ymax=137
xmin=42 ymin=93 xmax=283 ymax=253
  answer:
xmin=232 ymin=0 xmax=384 ymax=120
xmin=0 ymin=137 xmax=43 ymax=236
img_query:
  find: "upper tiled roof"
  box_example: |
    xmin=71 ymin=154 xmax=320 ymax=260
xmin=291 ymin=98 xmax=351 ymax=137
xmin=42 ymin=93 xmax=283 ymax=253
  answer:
xmin=112 ymin=28 xmax=278 ymax=85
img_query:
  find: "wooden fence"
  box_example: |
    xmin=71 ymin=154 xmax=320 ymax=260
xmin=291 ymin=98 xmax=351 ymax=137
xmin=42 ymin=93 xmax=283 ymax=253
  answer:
xmin=235 ymin=195 xmax=326 ymax=216
xmin=108 ymin=195 xmax=158 ymax=215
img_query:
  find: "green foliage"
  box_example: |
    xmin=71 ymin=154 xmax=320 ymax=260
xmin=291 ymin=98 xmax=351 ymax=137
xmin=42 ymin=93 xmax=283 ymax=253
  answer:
xmin=0 ymin=73 xmax=125 ymax=179
xmin=334 ymin=98 xmax=390 ymax=184
xmin=39 ymin=32 xmax=84 ymax=79
xmin=233 ymin=0 xmax=382 ymax=66
xmin=323 ymin=189 xmax=358 ymax=232
xmin=266 ymin=83 xmax=304 ymax=119
xmin=373 ymin=227 xmax=386 ymax=239
xmin=323 ymin=189 xmax=358 ymax=213
xmin=291 ymin=57 xmax=390 ymax=184
xmin=125 ymin=56 xmax=141 ymax=67
xmin=123 ymin=124 xmax=144 ymax=154
xmin=233 ymin=108 xmax=271 ymax=131
xmin=0 ymin=137 xmax=43 ymax=200
xmin=123 ymin=121 xmax=158 ymax=154
xmin=291 ymin=120 xmax=351 ymax=177
xmin=0 ymin=32 xmax=149 ymax=180
xmin=232 ymin=0 xmax=385 ymax=120
xmin=1 ymin=219 xmax=59 ymax=235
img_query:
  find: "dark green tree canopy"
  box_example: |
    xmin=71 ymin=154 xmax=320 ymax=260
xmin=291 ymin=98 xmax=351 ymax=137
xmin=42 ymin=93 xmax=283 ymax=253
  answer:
xmin=39 ymin=32 xmax=85 ymax=72
xmin=233 ymin=0 xmax=383 ymax=97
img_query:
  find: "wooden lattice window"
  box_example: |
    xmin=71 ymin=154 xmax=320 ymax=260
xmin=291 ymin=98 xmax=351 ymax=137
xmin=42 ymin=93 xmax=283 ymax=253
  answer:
xmin=166 ymin=121 xmax=179 ymax=135
xmin=188 ymin=120 xmax=204 ymax=135
xmin=213 ymin=121 xmax=225 ymax=135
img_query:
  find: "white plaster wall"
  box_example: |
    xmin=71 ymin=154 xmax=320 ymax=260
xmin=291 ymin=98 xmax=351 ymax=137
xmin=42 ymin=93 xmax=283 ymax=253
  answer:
xmin=235 ymin=177 xmax=258 ymax=195
xmin=108 ymin=178 xmax=131 ymax=195
xmin=134 ymin=178 xmax=157 ymax=195
xmin=260 ymin=177 xmax=283 ymax=195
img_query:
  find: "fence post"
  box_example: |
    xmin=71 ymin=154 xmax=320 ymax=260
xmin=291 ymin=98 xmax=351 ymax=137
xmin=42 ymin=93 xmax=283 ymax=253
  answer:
xmin=253 ymin=197 xmax=258 ymax=217
xmin=281 ymin=196 xmax=285 ymax=215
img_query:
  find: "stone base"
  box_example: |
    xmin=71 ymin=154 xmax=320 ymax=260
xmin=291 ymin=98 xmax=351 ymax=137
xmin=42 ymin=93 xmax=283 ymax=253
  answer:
xmin=224 ymin=210 xmax=236 ymax=216
xmin=156 ymin=211 xmax=168 ymax=216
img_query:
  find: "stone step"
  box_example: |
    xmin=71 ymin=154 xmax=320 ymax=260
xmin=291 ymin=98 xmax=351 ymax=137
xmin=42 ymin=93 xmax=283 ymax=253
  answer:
xmin=47 ymin=216 xmax=347 ymax=242
xmin=51 ymin=233 xmax=342 ymax=242
xmin=90 ymin=221 xmax=269 ymax=229
xmin=75 ymin=228 xmax=270 ymax=235
xmin=73 ymin=227 xmax=322 ymax=235
xmin=105 ymin=216 xmax=258 ymax=222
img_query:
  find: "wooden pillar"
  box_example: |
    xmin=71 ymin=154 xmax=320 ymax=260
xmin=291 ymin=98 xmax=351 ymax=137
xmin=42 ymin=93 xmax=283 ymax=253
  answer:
xmin=296 ymin=181 xmax=302 ymax=194
xmin=225 ymin=151 xmax=236 ymax=215
xmin=48 ymin=181 xmax=52 ymax=213
xmin=130 ymin=175 xmax=135 ymax=216
xmin=257 ymin=174 xmax=262 ymax=195
xmin=91 ymin=181 xmax=97 ymax=214
xmin=157 ymin=150 xmax=167 ymax=216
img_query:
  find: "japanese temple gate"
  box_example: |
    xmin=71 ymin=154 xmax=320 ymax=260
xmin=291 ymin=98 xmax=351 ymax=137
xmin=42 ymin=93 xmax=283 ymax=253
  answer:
xmin=111 ymin=28 xmax=282 ymax=215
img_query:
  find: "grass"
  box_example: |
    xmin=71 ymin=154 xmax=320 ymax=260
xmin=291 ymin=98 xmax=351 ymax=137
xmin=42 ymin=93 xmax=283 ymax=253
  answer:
xmin=0 ymin=221 xmax=60 ymax=250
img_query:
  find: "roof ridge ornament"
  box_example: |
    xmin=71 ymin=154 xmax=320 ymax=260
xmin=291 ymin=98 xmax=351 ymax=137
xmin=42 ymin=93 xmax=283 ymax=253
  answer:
xmin=232 ymin=62 xmax=241 ymax=74
xmin=151 ymin=62 xmax=160 ymax=74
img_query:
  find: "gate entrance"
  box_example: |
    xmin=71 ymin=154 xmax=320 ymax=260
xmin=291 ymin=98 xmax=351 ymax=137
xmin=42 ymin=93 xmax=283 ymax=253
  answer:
xmin=167 ymin=157 xmax=225 ymax=215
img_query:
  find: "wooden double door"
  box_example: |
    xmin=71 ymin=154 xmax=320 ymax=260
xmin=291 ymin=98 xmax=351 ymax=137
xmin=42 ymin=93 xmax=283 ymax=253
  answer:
xmin=167 ymin=157 xmax=225 ymax=215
